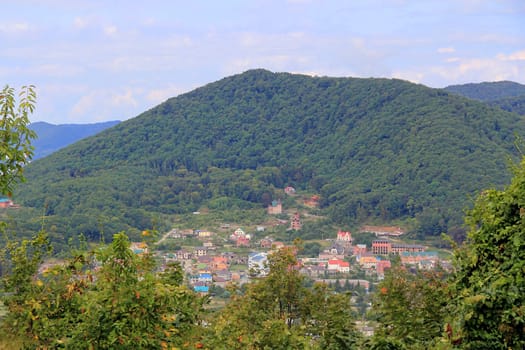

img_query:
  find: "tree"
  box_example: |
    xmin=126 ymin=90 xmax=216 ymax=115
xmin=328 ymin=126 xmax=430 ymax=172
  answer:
xmin=450 ymin=157 xmax=525 ymax=349
xmin=1 ymin=232 xmax=207 ymax=349
xmin=0 ymin=85 xmax=37 ymax=195
xmin=208 ymin=247 xmax=360 ymax=349
xmin=370 ymin=265 xmax=450 ymax=349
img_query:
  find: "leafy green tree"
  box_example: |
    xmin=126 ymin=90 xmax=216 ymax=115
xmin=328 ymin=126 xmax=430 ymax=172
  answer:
xmin=208 ymin=247 xmax=360 ymax=349
xmin=0 ymin=85 xmax=37 ymax=195
xmin=450 ymin=157 xmax=525 ymax=349
xmin=1 ymin=231 xmax=207 ymax=349
xmin=370 ymin=265 xmax=450 ymax=349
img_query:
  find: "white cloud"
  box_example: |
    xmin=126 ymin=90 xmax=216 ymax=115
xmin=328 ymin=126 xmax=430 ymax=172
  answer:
xmin=498 ymin=49 xmax=525 ymax=61
xmin=104 ymin=25 xmax=117 ymax=37
xmin=393 ymin=52 xmax=524 ymax=87
xmin=437 ymin=47 xmax=455 ymax=54
xmin=0 ymin=22 xmax=30 ymax=34
xmin=111 ymin=90 xmax=138 ymax=108
xmin=391 ymin=70 xmax=425 ymax=84
xmin=73 ymin=17 xmax=89 ymax=29
xmin=27 ymin=63 xmax=84 ymax=77
xmin=146 ymin=85 xmax=190 ymax=104
xmin=71 ymin=92 xmax=97 ymax=118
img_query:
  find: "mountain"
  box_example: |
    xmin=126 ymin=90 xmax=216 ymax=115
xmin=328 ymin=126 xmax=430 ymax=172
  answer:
xmin=29 ymin=120 xmax=121 ymax=159
xmin=11 ymin=69 xmax=525 ymax=242
xmin=444 ymin=81 xmax=525 ymax=102
xmin=445 ymin=81 xmax=525 ymax=116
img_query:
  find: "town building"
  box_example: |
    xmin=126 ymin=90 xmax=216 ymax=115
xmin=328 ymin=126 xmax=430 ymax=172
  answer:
xmin=371 ymin=240 xmax=426 ymax=255
xmin=290 ymin=212 xmax=301 ymax=230
xmin=267 ymin=200 xmax=282 ymax=214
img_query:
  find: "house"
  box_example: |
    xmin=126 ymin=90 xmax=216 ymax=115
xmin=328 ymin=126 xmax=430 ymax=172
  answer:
xmin=327 ymin=242 xmax=345 ymax=255
xmin=372 ymin=240 xmax=391 ymax=255
xmin=301 ymin=264 xmax=326 ymax=278
xmin=390 ymin=243 xmax=426 ymax=254
xmin=360 ymin=225 xmax=405 ymax=236
xmin=0 ymin=196 xmax=13 ymax=208
xmin=318 ymin=242 xmax=345 ymax=260
xmin=197 ymin=255 xmax=213 ymax=264
xmin=400 ymin=251 xmax=438 ymax=267
xmin=358 ymin=255 xmax=379 ymax=269
xmin=353 ymin=244 xmax=367 ymax=257
xmin=327 ymin=259 xmax=350 ymax=273
xmin=213 ymin=269 xmax=232 ymax=281
xmin=248 ymin=252 xmax=268 ymax=276
xmin=267 ymin=200 xmax=282 ymax=214
xmin=260 ymin=237 xmax=274 ymax=249
xmin=193 ymin=285 xmax=209 ymax=294
xmin=176 ymin=249 xmax=192 ymax=260
xmin=194 ymin=247 xmax=208 ymax=257
xmin=304 ymin=195 xmax=320 ymax=208
xmin=203 ymin=241 xmax=214 ymax=248
xmin=197 ymin=230 xmax=213 ymax=238
xmin=130 ymin=242 xmax=148 ymax=255
xmin=336 ymin=230 xmax=353 ymax=243
xmin=198 ymin=273 xmax=213 ymax=283
xmin=165 ymin=229 xmax=181 ymax=238
xmin=236 ymin=236 xmax=251 ymax=247
xmin=230 ymin=228 xmax=246 ymax=240
xmin=179 ymin=229 xmax=196 ymax=238
xmin=376 ymin=260 xmax=392 ymax=278
xmin=328 ymin=259 xmax=342 ymax=271
xmin=290 ymin=212 xmax=301 ymax=230
xmin=284 ymin=186 xmax=296 ymax=195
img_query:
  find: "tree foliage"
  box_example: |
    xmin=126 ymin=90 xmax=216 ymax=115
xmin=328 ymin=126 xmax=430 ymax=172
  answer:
xmin=0 ymin=85 xmax=37 ymax=195
xmin=0 ymin=231 xmax=207 ymax=349
xmin=444 ymin=81 xmax=525 ymax=102
xmin=450 ymin=157 xmax=525 ymax=349
xmin=370 ymin=265 xmax=450 ymax=349
xmin=207 ymin=247 xmax=360 ymax=349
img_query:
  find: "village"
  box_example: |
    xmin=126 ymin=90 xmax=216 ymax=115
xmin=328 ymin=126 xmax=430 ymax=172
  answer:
xmin=134 ymin=186 xmax=451 ymax=298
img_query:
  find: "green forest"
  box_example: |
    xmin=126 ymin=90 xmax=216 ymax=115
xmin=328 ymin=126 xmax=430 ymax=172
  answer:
xmin=1 ymin=79 xmax=525 ymax=349
xmin=445 ymin=81 xmax=525 ymax=116
xmin=7 ymin=70 xmax=525 ymax=247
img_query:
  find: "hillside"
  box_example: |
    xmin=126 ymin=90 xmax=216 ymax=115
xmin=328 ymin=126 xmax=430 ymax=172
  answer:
xmin=11 ymin=69 xmax=525 ymax=242
xmin=445 ymin=81 xmax=525 ymax=116
xmin=488 ymin=96 xmax=525 ymax=116
xmin=445 ymin=81 xmax=525 ymax=101
xmin=30 ymin=121 xmax=120 ymax=159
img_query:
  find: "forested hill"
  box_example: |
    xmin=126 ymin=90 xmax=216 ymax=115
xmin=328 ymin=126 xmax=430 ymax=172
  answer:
xmin=445 ymin=81 xmax=525 ymax=116
xmin=13 ymin=69 xmax=525 ymax=240
xmin=30 ymin=120 xmax=120 ymax=159
xmin=445 ymin=81 xmax=525 ymax=101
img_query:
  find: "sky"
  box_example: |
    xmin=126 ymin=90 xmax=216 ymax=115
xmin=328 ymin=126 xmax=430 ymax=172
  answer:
xmin=1 ymin=0 xmax=524 ymax=124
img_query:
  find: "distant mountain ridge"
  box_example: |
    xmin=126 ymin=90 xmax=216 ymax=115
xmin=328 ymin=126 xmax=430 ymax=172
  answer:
xmin=445 ymin=81 xmax=525 ymax=116
xmin=30 ymin=120 xmax=120 ymax=159
xmin=445 ymin=81 xmax=525 ymax=101
xmin=12 ymin=70 xmax=525 ymax=241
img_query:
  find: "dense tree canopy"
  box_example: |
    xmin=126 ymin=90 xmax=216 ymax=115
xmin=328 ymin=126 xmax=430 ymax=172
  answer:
xmin=445 ymin=81 xmax=525 ymax=101
xmin=450 ymin=158 xmax=525 ymax=349
xmin=10 ymin=70 xmax=525 ymax=243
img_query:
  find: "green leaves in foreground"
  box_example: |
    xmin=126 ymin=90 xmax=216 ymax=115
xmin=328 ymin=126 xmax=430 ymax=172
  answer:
xmin=0 ymin=231 xmax=207 ymax=349
xmin=0 ymin=85 xmax=37 ymax=195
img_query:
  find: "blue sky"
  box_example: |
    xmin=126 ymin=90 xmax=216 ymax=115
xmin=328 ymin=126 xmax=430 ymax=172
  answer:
xmin=1 ymin=0 xmax=524 ymax=124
